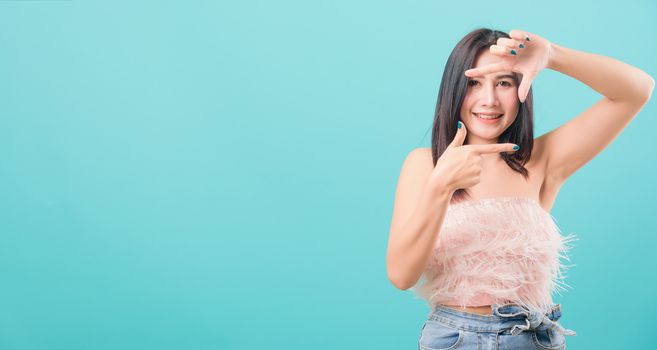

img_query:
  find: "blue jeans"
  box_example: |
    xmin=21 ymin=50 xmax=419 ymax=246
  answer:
xmin=418 ymin=303 xmax=576 ymax=350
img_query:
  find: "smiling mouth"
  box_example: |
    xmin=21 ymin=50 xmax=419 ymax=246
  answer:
xmin=474 ymin=113 xmax=503 ymax=120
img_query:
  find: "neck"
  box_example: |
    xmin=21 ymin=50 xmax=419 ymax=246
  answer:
xmin=466 ymin=135 xmax=498 ymax=145
xmin=466 ymin=136 xmax=505 ymax=164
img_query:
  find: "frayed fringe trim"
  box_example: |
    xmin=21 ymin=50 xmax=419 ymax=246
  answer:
xmin=409 ymin=197 xmax=578 ymax=315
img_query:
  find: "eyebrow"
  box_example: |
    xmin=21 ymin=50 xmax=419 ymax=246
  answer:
xmin=471 ymin=74 xmax=515 ymax=80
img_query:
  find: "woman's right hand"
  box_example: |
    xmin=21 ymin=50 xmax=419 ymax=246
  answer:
xmin=428 ymin=121 xmax=519 ymax=193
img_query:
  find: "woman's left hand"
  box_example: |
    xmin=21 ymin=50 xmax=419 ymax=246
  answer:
xmin=464 ymin=29 xmax=553 ymax=103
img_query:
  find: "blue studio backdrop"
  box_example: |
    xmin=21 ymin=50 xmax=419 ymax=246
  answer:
xmin=1 ymin=1 xmax=655 ymax=349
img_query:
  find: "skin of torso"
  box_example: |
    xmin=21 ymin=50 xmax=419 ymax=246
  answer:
xmin=427 ymin=136 xmax=561 ymax=315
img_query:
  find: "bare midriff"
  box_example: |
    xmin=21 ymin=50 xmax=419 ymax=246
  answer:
xmin=441 ymin=304 xmax=493 ymax=315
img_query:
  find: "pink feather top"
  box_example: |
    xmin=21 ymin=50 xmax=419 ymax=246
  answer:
xmin=410 ymin=196 xmax=577 ymax=315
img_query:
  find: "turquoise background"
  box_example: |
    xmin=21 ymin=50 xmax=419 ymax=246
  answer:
xmin=0 ymin=1 xmax=654 ymax=349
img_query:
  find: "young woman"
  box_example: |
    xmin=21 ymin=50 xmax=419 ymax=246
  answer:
xmin=386 ymin=28 xmax=654 ymax=349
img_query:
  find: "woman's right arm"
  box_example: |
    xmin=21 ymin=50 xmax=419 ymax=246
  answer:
xmin=385 ymin=122 xmax=518 ymax=290
xmin=385 ymin=148 xmax=453 ymax=290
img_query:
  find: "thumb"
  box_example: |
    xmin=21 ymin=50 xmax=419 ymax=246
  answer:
xmin=518 ymin=72 xmax=534 ymax=103
xmin=447 ymin=120 xmax=467 ymax=149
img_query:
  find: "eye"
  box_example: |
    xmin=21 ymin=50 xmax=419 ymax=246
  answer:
xmin=467 ymin=80 xmax=514 ymax=87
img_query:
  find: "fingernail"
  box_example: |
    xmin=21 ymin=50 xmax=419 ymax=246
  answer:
xmin=457 ymin=121 xmax=462 ymax=129
xmin=525 ymin=36 xmax=531 ymax=41
xmin=511 ymin=49 xmax=517 ymax=55
xmin=519 ymin=44 xmax=525 ymax=49
xmin=512 ymin=145 xmax=520 ymax=150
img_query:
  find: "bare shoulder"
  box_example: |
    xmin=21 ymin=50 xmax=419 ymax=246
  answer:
xmin=403 ymin=147 xmax=433 ymax=174
xmin=409 ymin=147 xmax=432 ymax=161
xmin=397 ymin=147 xmax=434 ymax=190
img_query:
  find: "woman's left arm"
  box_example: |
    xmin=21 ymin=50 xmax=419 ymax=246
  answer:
xmin=539 ymin=43 xmax=655 ymax=182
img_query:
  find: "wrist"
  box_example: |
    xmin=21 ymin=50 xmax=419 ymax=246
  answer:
xmin=427 ymin=177 xmax=454 ymax=199
xmin=547 ymin=42 xmax=563 ymax=71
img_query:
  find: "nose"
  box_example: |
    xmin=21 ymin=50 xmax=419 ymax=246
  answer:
xmin=482 ymin=83 xmax=499 ymax=105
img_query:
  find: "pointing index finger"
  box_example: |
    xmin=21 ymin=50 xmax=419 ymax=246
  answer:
xmin=468 ymin=143 xmax=520 ymax=154
xmin=464 ymin=61 xmax=506 ymax=77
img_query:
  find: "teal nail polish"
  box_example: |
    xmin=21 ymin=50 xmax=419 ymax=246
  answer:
xmin=511 ymin=49 xmax=517 ymax=55
xmin=519 ymin=44 xmax=525 ymax=49
xmin=457 ymin=121 xmax=462 ymax=129
xmin=512 ymin=145 xmax=520 ymax=150
xmin=525 ymin=36 xmax=531 ymax=41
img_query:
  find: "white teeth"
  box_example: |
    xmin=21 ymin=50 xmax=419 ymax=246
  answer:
xmin=475 ymin=113 xmax=503 ymax=119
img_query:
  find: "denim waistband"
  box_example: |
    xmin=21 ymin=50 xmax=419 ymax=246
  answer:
xmin=429 ymin=303 xmax=576 ymax=336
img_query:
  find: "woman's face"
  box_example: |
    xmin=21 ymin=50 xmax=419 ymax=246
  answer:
xmin=459 ymin=50 xmax=520 ymax=145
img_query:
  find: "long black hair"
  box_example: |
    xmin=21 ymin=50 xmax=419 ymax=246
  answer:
xmin=432 ymin=28 xmax=534 ymax=203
